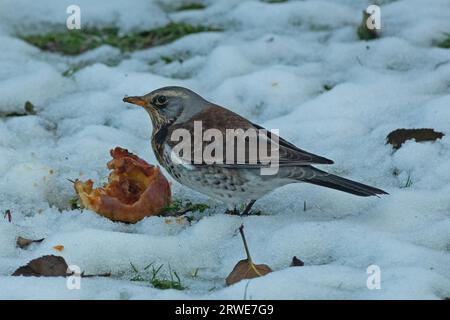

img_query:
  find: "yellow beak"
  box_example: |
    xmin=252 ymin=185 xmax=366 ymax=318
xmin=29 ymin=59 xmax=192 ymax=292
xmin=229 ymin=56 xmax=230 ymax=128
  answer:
xmin=123 ymin=96 xmax=147 ymax=107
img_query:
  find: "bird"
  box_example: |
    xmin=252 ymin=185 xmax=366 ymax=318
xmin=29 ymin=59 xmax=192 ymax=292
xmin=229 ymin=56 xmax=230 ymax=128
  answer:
xmin=123 ymin=86 xmax=387 ymax=215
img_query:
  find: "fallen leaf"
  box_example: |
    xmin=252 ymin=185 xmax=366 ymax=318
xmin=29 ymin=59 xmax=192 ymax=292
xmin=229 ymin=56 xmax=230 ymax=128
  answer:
xmin=16 ymin=236 xmax=45 ymax=249
xmin=12 ymin=255 xmax=69 ymax=277
xmin=225 ymin=224 xmax=272 ymax=286
xmin=53 ymin=245 xmax=64 ymax=252
xmin=226 ymin=259 xmax=272 ymax=286
xmin=74 ymin=147 xmax=171 ymax=223
xmin=386 ymin=128 xmax=444 ymax=150
xmin=290 ymin=256 xmax=304 ymax=267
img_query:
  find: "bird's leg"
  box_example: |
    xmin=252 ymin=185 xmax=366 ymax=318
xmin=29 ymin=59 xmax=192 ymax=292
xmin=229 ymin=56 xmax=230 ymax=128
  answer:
xmin=225 ymin=200 xmax=259 ymax=215
xmin=240 ymin=200 xmax=258 ymax=216
xmin=225 ymin=206 xmax=240 ymax=215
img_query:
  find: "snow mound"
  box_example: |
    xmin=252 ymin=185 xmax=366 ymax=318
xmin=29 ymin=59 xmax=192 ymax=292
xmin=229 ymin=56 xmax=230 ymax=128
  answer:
xmin=0 ymin=0 xmax=449 ymax=299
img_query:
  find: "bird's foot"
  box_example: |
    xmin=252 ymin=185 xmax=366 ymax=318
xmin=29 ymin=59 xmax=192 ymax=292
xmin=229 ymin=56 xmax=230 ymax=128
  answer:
xmin=224 ymin=209 xmax=261 ymax=216
xmin=225 ymin=200 xmax=260 ymax=216
xmin=225 ymin=208 xmax=240 ymax=215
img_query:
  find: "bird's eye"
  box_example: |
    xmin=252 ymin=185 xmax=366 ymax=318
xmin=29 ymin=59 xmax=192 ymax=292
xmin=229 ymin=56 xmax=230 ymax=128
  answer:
xmin=155 ymin=95 xmax=167 ymax=106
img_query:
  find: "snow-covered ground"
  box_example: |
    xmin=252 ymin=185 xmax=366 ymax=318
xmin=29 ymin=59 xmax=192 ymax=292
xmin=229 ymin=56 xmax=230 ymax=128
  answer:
xmin=1 ymin=0 xmax=450 ymax=299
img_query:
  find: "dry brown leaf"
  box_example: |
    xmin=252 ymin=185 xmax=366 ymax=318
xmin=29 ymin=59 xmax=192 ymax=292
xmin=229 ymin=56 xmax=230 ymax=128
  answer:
xmin=53 ymin=245 xmax=64 ymax=252
xmin=386 ymin=128 xmax=444 ymax=150
xmin=12 ymin=255 xmax=110 ymax=278
xmin=226 ymin=259 xmax=272 ymax=286
xmin=74 ymin=147 xmax=171 ymax=223
xmin=290 ymin=256 xmax=304 ymax=267
xmin=225 ymin=224 xmax=272 ymax=286
xmin=12 ymin=255 xmax=69 ymax=277
xmin=16 ymin=236 xmax=44 ymax=249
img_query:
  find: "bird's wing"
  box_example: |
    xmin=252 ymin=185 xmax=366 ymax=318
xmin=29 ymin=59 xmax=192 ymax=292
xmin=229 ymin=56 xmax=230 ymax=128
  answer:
xmin=250 ymin=122 xmax=334 ymax=165
xmin=166 ymin=105 xmax=333 ymax=168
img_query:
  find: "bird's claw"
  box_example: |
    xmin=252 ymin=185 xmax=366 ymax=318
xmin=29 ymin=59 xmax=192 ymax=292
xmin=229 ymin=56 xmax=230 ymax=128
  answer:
xmin=225 ymin=208 xmax=261 ymax=216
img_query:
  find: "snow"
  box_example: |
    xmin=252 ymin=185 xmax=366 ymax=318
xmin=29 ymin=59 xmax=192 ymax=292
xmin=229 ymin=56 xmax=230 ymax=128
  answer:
xmin=0 ymin=0 xmax=169 ymax=34
xmin=1 ymin=0 xmax=450 ymax=300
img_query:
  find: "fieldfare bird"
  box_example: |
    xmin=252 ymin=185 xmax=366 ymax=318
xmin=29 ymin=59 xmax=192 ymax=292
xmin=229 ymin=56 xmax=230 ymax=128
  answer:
xmin=123 ymin=86 xmax=387 ymax=215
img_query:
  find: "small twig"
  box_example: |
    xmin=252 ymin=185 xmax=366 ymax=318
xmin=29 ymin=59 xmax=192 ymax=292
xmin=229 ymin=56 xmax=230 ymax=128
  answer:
xmin=238 ymin=224 xmax=264 ymax=277
xmin=243 ymin=280 xmax=251 ymax=300
xmin=3 ymin=210 xmax=12 ymax=223
xmin=239 ymin=224 xmax=252 ymax=262
xmin=80 ymin=272 xmax=111 ymax=278
xmin=434 ymin=59 xmax=450 ymax=70
xmin=356 ymin=56 xmax=364 ymax=66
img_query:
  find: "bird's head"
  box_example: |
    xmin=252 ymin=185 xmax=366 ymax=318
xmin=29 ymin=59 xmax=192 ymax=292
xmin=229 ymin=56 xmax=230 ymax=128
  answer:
xmin=123 ymin=86 xmax=205 ymax=126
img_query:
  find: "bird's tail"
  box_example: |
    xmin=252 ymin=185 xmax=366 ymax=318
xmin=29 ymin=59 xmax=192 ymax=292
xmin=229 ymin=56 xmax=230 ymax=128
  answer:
xmin=305 ymin=168 xmax=388 ymax=197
